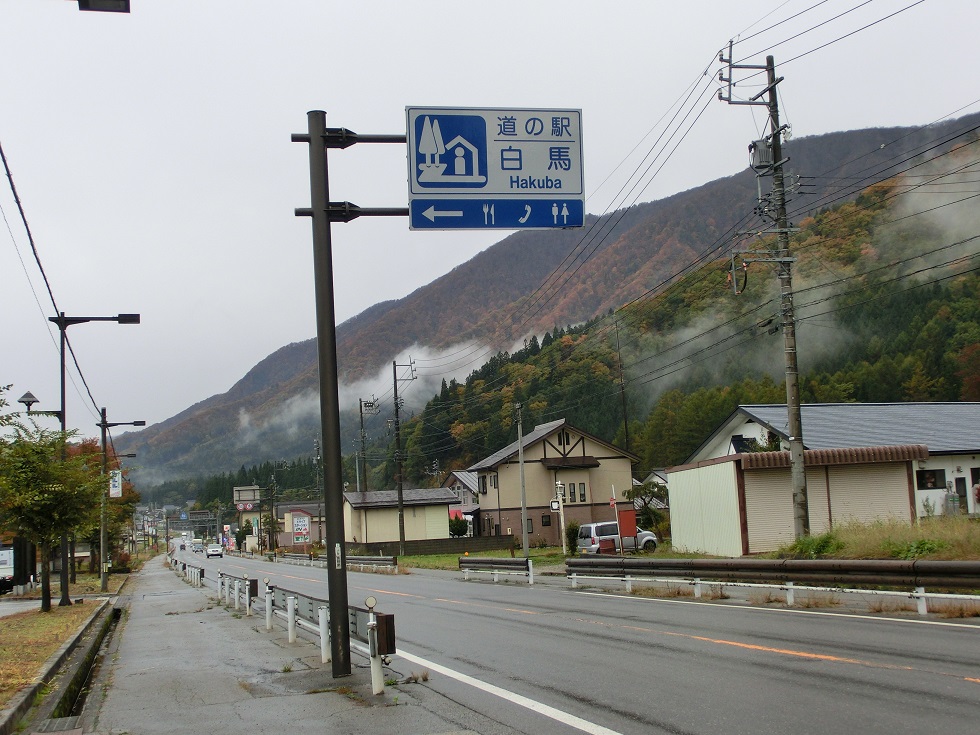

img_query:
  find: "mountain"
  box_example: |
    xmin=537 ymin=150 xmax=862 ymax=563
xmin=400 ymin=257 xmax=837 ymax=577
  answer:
xmin=114 ymin=113 xmax=980 ymax=481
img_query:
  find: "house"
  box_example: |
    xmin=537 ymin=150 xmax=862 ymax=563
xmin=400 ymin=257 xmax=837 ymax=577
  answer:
xmin=468 ymin=418 xmax=638 ymax=546
xmin=272 ymin=488 xmax=459 ymax=547
xmin=441 ymin=470 xmax=480 ymax=535
xmin=667 ymin=403 xmax=980 ymax=556
xmin=342 ymin=488 xmax=458 ymax=544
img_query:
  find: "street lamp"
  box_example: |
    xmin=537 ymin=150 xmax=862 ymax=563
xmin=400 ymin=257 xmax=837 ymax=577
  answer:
xmin=555 ymin=481 xmax=567 ymax=556
xmin=97 ymin=409 xmax=144 ymax=592
xmin=49 ymin=311 xmax=140 ymax=606
xmin=77 ymin=1 xmax=131 ymax=12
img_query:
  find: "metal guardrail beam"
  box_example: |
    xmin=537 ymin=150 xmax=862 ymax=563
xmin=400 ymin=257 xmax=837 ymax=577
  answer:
xmin=566 ymin=557 xmax=980 ymax=589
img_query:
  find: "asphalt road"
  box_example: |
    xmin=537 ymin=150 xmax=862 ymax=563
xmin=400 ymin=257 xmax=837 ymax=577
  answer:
xmin=191 ymin=552 xmax=980 ymax=735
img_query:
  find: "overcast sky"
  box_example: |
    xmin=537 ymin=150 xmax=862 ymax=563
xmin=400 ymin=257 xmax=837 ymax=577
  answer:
xmin=2 ymin=0 xmax=977 ymax=442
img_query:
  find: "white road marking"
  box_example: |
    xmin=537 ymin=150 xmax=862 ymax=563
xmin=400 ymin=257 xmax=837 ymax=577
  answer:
xmin=396 ymin=648 xmax=625 ymax=735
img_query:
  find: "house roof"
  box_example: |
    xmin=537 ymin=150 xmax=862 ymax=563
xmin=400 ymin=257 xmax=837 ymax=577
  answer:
xmin=468 ymin=418 xmax=638 ymax=471
xmin=689 ymin=403 xmax=980 ymax=462
xmin=468 ymin=419 xmax=566 ymax=471
xmin=344 ymin=488 xmax=459 ymax=510
xmin=444 ymin=470 xmax=478 ymax=493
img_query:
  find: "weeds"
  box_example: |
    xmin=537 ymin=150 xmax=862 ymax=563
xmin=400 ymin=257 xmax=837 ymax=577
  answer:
xmin=281 ymin=663 xmax=292 ymax=673
xmin=929 ymin=601 xmax=980 ymax=618
xmin=795 ymin=593 xmax=841 ymax=609
xmin=749 ymin=590 xmax=781 ymax=605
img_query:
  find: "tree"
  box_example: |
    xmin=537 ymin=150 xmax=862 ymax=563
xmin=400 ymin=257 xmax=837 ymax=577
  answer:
xmin=0 ymin=392 xmax=103 ymax=611
xmin=449 ymin=515 xmax=468 ymax=538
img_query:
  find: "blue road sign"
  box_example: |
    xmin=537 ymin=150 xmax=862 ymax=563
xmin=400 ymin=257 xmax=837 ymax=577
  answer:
xmin=406 ymin=107 xmax=584 ymax=230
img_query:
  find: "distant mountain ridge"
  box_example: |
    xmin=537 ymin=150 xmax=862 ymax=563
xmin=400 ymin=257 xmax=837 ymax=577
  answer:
xmin=113 ymin=113 xmax=980 ymax=481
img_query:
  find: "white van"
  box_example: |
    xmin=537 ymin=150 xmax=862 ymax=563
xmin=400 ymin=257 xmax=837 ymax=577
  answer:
xmin=576 ymin=521 xmax=658 ymax=554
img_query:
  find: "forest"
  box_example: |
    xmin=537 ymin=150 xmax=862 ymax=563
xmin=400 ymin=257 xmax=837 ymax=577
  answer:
xmin=140 ymin=162 xmax=980 ymax=512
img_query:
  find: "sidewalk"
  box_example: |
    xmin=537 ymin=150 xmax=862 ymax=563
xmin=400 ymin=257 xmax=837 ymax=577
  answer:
xmin=74 ymin=559 xmax=475 ymax=735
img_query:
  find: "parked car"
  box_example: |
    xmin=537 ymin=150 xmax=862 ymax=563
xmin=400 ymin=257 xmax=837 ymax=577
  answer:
xmin=192 ymin=543 xmax=204 ymax=553
xmin=206 ymin=544 xmax=223 ymax=558
xmin=576 ymin=521 xmax=658 ymax=554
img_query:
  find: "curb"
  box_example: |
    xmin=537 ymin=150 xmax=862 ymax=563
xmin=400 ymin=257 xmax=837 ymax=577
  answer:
xmin=0 ymin=575 xmax=133 ymax=735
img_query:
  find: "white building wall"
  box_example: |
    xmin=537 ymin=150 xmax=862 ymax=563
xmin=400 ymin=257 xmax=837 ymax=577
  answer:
xmin=744 ymin=468 xmax=797 ymax=553
xmin=668 ymin=461 xmax=742 ymax=556
xmin=828 ymin=464 xmax=911 ymax=524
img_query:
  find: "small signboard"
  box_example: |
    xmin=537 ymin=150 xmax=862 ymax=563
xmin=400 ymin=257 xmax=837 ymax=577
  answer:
xmin=406 ymin=107 xmax=585 ymax=230
xmin=292 ymin=512 xmax=311 ymax=544
xmin=109 ymin=469 xmax=123 ymax=498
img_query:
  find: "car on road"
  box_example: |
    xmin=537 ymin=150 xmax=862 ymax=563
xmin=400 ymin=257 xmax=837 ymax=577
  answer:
xmin=576 ymin=521 xmax=658 ymax=554
xmin=206 ymin=544 xmax=223 ymax=558
xmin=191 ymin=543 xmax=204 ymax=553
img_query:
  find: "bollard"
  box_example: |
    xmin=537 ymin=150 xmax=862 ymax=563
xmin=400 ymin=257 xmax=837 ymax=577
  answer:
xmin=287 ymin=596 xmax=296 ymax=643
xmin=318 ymin=606 xmax=329 ymax=664
xmin=234 ymin=580 xmax=241 ymax=611
xmin=265 ymin=591 xmax=273 ymax=631
xmin=367 ymin=609 xmax=383 ymax=695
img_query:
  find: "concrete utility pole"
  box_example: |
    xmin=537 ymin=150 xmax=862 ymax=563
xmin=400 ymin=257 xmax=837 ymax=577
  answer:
xmin=391 ymin=361 xmax=416 ymax=556
xmin=719 ymin=48 xmax=809 ymax=537
xmin=516 ymin=403 xmax=528 ymax=557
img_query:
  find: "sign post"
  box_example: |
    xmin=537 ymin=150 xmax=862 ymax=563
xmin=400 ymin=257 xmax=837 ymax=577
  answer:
xmin=407 ymin=107 xmax=584 ymax=230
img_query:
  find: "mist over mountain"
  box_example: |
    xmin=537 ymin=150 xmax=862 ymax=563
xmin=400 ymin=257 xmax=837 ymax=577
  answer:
xmin=113 ymin=113 xmax=980 ymax=482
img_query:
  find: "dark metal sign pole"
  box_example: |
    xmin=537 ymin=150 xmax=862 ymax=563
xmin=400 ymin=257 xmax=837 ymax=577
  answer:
xmin=293 ymin=111 xmax=407 ymax=677
xmin=297 ymin=110 xmax=351 ymax=676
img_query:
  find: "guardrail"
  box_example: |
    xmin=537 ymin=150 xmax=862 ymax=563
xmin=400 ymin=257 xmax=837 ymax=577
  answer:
xmin=264 ymin=582 xmax=395 ymax=694
xmin=277 ymin=553 xmax=399 ymax=573
xmin=169 ymin=555 xmax=205 ymax=587
xmin=459 ymin=556 xmax=534 ymax=584
xmin=217 ymin=571 xmax=258 ymax=615
xmin=565 ymin=557 xmax=980 ymax=614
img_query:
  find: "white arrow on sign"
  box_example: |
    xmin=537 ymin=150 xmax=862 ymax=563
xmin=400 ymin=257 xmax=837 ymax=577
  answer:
xmin=423 ymin=205 xmax=463 ymax=222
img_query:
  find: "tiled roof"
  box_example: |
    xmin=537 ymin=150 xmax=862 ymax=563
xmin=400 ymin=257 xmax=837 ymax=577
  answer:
xmin=468 ymin=419 xmax=566 ymax=471
xmin=344 ymin=488 xmax=458 ymax=509
xmin=740 ymin=403 xmax=980 ymax=454
xmin=447 ymin=470 xmax=478 ymax=493
xmin=740 ymin=444 xmax=929 ymax=469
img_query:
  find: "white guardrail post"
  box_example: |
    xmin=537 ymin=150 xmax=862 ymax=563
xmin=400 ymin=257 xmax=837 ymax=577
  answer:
xmin=234 ymin=580 xmax=241 ymax=611
xmin=287 ymin=596 xmax=296 ymax=643
xmin=244 ymin=574 xmax=251 ymax=616
xmin=528 ymin=559 xmax=534 ymax=585
xmin=318 ymin=605 xmax=330 ymax=664
xmin=264 ymin=578 xmax=273 ymax=631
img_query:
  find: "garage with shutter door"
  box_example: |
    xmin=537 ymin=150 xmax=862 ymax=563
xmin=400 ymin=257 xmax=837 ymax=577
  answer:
xmin=668 ymin=445 xmax=924 ymax=557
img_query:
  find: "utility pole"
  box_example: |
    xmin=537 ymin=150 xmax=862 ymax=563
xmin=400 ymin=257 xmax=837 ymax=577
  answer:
xmin=358 ymin=397 xmax=379 ymax=492
xmin=719 ymin=46 xmax=809 ymax=537
xmin=516 ymin=403 xmax=528 ymax=557
xmin=391 ymin=360 xmax=416 ymax=556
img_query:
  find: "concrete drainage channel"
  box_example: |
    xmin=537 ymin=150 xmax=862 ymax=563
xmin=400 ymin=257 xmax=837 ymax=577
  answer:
xmin=1 ymin=602 xmax=121 ymax=735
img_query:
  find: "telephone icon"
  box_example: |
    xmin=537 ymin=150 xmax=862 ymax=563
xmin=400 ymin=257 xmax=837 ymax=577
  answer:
xmin=518 ymin=204 xmax=532 ymax=224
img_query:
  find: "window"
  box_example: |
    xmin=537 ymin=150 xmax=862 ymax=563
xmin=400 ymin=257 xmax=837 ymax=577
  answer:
xmin=916 ymin=469 xmax=947 ymax=490
xmin=568 ymin=484 xmax=576 ymax=503
xmin=579 ymin=482 xmax=586 ymax=502
xmin=526 ymin=518 xmax=533 ymax=533
xmin=541 ymin=514 xmax=551 ymax=527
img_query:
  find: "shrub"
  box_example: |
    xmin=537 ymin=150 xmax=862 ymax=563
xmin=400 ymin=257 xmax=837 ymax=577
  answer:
xmin=565 ymin=520 xmax=580 ymax=556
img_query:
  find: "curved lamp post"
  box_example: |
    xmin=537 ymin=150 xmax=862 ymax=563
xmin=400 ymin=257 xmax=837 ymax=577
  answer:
xmin=97 ymin=409 xmax=144 ymax=592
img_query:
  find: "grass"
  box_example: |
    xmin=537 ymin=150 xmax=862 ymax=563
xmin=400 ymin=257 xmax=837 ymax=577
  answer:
xmin=0 ymin=603 xmax=96 ymax=708
xmin=12 ymin=571 xmax=128 ymax=600
xmin=772 ymin=516 xmax=980 ymax=560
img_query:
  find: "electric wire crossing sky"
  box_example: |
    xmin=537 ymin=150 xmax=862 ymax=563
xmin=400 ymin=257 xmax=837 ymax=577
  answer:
xmin=407 ymin=107 xmax=585 ymax=230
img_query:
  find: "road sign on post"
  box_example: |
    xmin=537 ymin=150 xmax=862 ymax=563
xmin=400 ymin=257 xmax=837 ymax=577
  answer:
xmin=407 ymin=107 xmax=584 ymax=230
